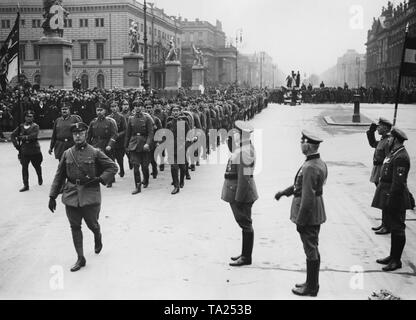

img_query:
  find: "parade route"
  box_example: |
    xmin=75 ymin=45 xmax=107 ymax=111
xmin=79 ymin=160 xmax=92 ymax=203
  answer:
xmin=0 ymin=103 xmax=415 ymax=300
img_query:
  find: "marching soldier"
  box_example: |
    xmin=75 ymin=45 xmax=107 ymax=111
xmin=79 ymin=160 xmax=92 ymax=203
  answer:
xmin=125 ymin=100 xmax=154 ymax=195
xmin=87 ymin=102 xmax=118 ymax=187
xmin=222 ymin=121 xmax=258 ymax=267
xmin=166 ymin=105 xmax=190 ymax=194
xmin=120 ymin=99 xmax=133 ymax=170
xmin=145 ymin=102 xmax=162 ymax=179
xmin=367 ymin=118 xmax=393 ymax=234
xmin=48 ymin=122 xmax=118 ymax=272
xmin=11 ymin=110 xmax=44 ymax=192
xmin=373 ymin=128 xmax=412 ymax=272
xmin=274 ymin=130 xmax=327 ymax=297
xmin=109 ymin=101 xmax=127 ymax=178
xmin=48 ymin=102 xmax=82 ymax=160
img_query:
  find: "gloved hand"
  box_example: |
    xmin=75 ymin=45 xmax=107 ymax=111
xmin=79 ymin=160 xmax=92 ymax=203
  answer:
xmin=369 ymin=122 xmax=378 ymax=132
xmin=275 ymin=192 xmax=284 ymax=201
xmin=143 ymin=144 xmax=150 ymax=152
xmin=48 ymin=197 xmax=57 ymax=213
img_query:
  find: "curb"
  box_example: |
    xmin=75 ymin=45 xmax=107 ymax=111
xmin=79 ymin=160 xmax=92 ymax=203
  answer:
xmin=324 ymin=116 xmax=372 ymax=127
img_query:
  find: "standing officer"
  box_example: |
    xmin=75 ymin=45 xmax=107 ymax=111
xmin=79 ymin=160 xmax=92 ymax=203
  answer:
xmin=87 ymin=102 xmax=118 ymax=187
xmin=367 ymin=117 xmax=393 ymax=234
xmin=125 ymin=100 xmax=154 ymax=194
xmin=274 ymin=130 xmax=327 ymax=297
xmin=49 ymin=102 xmax=82 ymax=161
xmin=109 ymin=101 xmax=127 ymax=178
xmin=48 ymin=122 xmax=118 ymax=272
xmin=372 ymin=128 xmax=412 ymax=272
xmin=11 ymin=110 xmax=44 ymax=192
xmin=221 ymin=121 xmax=258 ymax=267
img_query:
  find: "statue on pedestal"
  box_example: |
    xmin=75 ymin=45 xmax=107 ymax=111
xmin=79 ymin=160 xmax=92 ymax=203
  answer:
xmin=42 ymin=0 xmax=69 ymax=37
xmin=192 ymin=44 xmax=204 ymax=66
xmin=165 ymin=38 xmax=178 ymax=62
xmin=128 ymin=22 xmax=140 ymax=54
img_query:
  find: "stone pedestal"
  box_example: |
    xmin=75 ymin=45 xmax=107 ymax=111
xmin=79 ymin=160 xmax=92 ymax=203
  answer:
xmin=352 ymin=94 xmax=361 ymax=123
xmin=38 ymin=36 xmax=73 ymax=89
xmin=191 ymin=65 xmax=205 ymax=92
xmin=164 ymin=60 xmax=182 ymax=91
xmin=123 ymin=53 xmax=144 ymax=88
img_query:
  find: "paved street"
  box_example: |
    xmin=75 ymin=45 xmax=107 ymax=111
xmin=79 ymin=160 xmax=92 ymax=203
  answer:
xmin=0 ymin=103 xmax=415 ymax=300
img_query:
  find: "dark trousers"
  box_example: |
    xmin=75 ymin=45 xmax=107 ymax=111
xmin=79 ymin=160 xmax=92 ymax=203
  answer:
xmin=297 ymin=225 xmax=321 ymax=261
xmin=20 ymin=153 xmax=43 ymax=186
xmin=230 ymin=202 xmax=254 ymax=233
xmin=114 ymin=148 xmax=125 ymax=175
xmin=171 ymin=164 xmax=186 ymax=188
xmin=66 ymin=204 xmax=101 ymax=258
xmin=150 ymin=148 xmax=158 ymax=175
xmin=131 ymin=151 xmax=150 ymax=184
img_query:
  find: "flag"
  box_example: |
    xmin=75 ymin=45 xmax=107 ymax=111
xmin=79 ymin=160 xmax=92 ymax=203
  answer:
xmin=0 ymin=12 xmax=19 ymax=91
xmin=402 ymin=35 xmax=416 ymax=77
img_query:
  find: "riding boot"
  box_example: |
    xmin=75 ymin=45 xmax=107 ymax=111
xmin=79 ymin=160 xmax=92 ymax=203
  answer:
xmin=229 ymin=231 xmax=253 ymax=267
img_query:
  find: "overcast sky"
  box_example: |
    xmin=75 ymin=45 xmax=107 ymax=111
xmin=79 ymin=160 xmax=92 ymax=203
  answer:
xmin=152 ymin=0 xmax=400 ymax=75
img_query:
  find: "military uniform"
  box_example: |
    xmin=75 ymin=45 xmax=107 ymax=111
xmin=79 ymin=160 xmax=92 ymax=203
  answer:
xmin=87 ymin=116 xmax=118 ymax=154
xmin=11 ymin=116 xmax=43 ymax=191
xmin=125 ymin=111 xmax=154 ymax=193
xmin=275 ymin=130 xmax=327 ymax=297
xmin=50 ymin=114 xmax=82 ymax=160
xmin=372 ymin=127 xmax=412 ymax=272
xmin=221 ymin=121 xmax=258 ymax=267
xmin=49 ymin=122 xmax=118 ymax=272
xmin=109 ymin=111 xmax=127 ymax=177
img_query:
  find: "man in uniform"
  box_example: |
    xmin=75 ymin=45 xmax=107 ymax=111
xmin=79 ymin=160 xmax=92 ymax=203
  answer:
xmin=48 ymin=122 xmax=118 ymax=272
xmin=87 ymin=102 xmax=118 ymax=187
xmin=145 ymin=102 xmax=162 ymax=179
xmin=109 ymin=101 xmax=127 ymax=178
xmin=221 ymin=121 xmax=258 ymax=267
xmin=11 ymin=110 xmax=44 ymax=192
xmin=166 ymin=105 xmax=190 ymax=194
xmin=367 ymin=117 xmax=393 ymax=234
xmin=372 ymin=127 xmax=412 ymax=272
xmin=274 ymin=130 xmax=327 ymax=297
xmin=49 ymin=102 xmax=82 ymax=161
xmin=125 ymin=100 xmax=154 ymax=195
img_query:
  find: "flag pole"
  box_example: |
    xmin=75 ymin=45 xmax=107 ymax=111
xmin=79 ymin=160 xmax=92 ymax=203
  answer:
xmin=16 ymin=4 xmax=23 ymax=124
xmin=393 ymin=23 xmax=409 ymax=126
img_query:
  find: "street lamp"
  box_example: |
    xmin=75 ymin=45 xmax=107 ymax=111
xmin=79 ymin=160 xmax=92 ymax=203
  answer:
xmin=143 ymin=0 xmax=150 ymax=93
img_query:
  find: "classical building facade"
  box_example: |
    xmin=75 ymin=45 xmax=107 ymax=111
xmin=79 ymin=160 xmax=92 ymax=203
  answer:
xmin=237 ymin=52 xmax=277 ymax=88
xmin=366 ymin=0 xmax=416 ymax=88
xmin=0 ymin=0 xmax=182 ymax=89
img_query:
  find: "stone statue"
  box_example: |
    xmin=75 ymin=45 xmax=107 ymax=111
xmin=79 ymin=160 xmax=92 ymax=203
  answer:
xmin=42 ymin=0 xmax=69 ymax=37
xmin=192 ymin=44 xmax=204 ymax=66
xmin=165 ymin=38 xmax=178 ymax=62
xmin=128 ymin=22 xmax=140 ymax=54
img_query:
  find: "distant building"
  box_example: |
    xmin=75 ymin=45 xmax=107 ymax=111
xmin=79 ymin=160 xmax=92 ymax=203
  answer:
xmin=366 ymin=0 xmax=416 ymax=88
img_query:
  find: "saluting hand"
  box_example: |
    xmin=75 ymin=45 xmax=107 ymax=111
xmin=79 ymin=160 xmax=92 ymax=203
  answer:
xmin=48 ymin=197 xmax=57 ymax=213
xmin=369 ymin=122 xmax=378 ymax=132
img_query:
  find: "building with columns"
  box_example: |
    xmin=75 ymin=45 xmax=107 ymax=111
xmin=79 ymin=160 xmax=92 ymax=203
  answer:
xmin=0 ymin=0 xmax=182 ymax=89
xmin=366 ymin=0 xmax=416 ymax=88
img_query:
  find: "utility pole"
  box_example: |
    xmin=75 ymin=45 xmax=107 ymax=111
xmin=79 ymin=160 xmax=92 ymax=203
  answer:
xmin=143 ymin=0 xmax=149 ymax=93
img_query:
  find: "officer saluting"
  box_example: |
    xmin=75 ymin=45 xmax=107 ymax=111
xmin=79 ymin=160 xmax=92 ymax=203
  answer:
xmin=48 ymin=122 xmax=118 ymax=272
xmin=275 ymin=130 xmax=327 ymax=297
xmin=222 ymin=121 xmax=258 ymax=267
xmin=49 ymin=102 xmax=82 ymax=160
xmin=367 ymin=117 xmax=393 ymax=234
xmin=372 ymin=127 xmax=412 ymax=272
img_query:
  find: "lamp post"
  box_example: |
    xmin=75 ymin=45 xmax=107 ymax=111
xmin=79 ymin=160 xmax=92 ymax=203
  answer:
xmin=143 ymin=0 xmax=150 ymax=93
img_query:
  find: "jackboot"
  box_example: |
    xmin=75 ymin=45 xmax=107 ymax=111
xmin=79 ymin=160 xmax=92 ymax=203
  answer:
xmin=132 ymin=183 xmax=142 ymax=195
xmin=375 ymin=226 xmax=390 ymax=235
xmin=70 ymin=256 xmax=86 ymax=272
xmin=70 ymin=229 xmax=85 ymax=272
xmin=95 ymin=232 xmax=103 ymax=254
xmin=229 ymin=231 xmax=253 ymax=267
xmin=292 ymin=260 xmax=320 ymax=297
xmin=19 ymin=185 xmax=29 ymax=192
xmin=383 ymin=234 xmax=405 ymax=272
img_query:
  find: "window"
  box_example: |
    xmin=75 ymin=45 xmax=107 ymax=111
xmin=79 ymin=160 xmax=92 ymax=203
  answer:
xmin=198 ymin=32 xmax=203 ymax=39
xmin=95 ymin=18 xmax=104 ymax=27
xmin=81 ymin=74 xmax=89 ymax=89
xmin=158 ymin=30 xmax=161 ymax=38
xmin=20 ymin=19 xmax=25 ymax=27
xmin=33 ymin=43 xmax=40 ymax=60
xmin=79 ymin=19 xmax=88 ymax=27
xmin=96 ymin=43 xmax=104 ymax=60
xmin=19 ymin=44 xmax=26 ymax=61
xmin=190 ymin=32 xmax=194 ymax=42
xmin=97 ymin=74 xmax=105 ymax=89
xmin=80 ymin=43 xmax=89 ymax=60
xmin=64 ymin=19 xmax=72 ymax=28
xmin=32 ymin=19 xmax=41 ymax=28
xmin=1 ymin=20 xmax=10 ymax=29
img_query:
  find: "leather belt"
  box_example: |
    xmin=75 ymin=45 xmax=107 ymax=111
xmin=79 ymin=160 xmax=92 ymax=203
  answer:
xmin=294 ymin=191 xmax=323 ymax=198
xmin=68 ymin=178 xmax=89 ymax=186
xmin=136 ymin=133 xmax=147 ymax=137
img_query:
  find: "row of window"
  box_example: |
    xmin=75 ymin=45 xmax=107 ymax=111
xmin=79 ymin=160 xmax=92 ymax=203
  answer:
xmin=128 ymin=19 xmax=180 ymax=45
xmin=17 ymin=42 xmax=105 ymax=61
xmin=0 ymin=18 xmax=105 ymax=29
